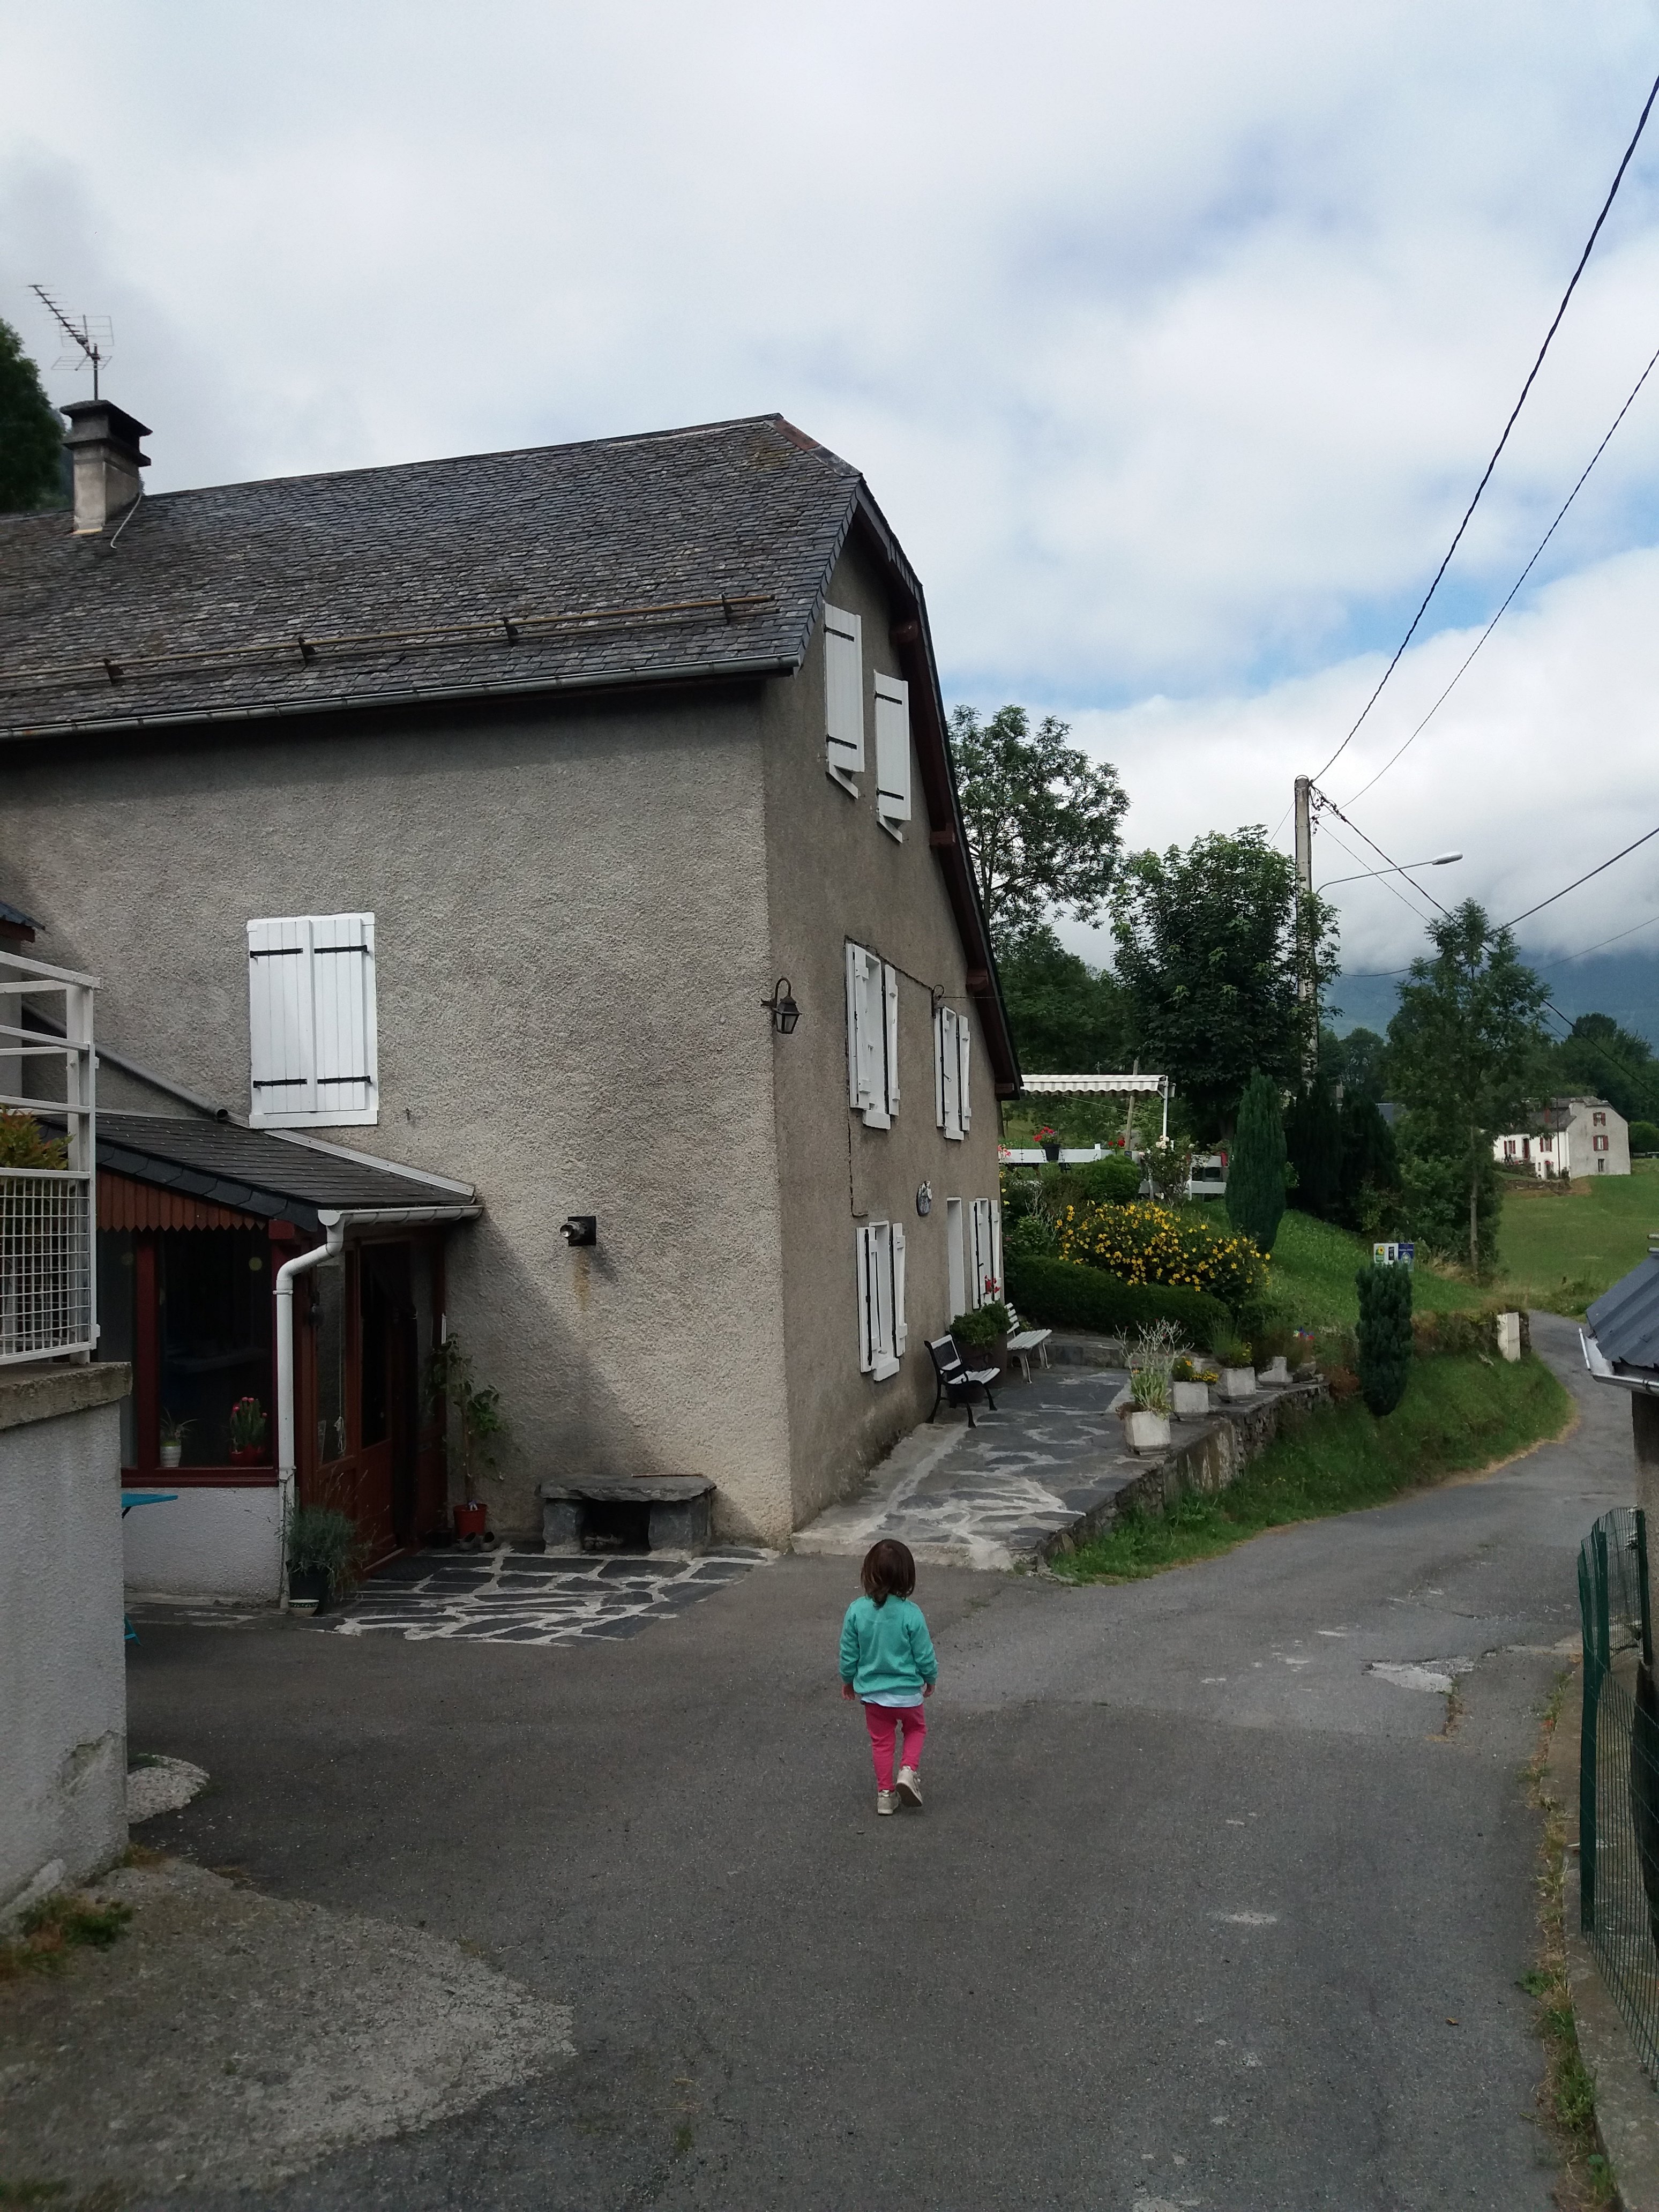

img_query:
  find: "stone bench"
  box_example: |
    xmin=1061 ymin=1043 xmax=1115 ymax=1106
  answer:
xmin=539 ymin=1476 xmax=714 ymax=1558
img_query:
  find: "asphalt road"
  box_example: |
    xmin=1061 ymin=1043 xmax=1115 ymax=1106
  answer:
xmin=125 ymin=1311 xmax=1623 ymax=2211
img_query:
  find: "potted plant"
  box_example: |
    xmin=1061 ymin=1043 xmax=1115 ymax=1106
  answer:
xmin=286 ymin=1504 xmax=360 ymax=1615
xmin=1214 ymin=1334 xmax=1257 ymax=1400
xmin=1122 ymin=1320 xmax=1177 ymax=1449
xmin=1170 ymin=1352 xmax=1216 ymax=1418
xmin=951 ymin=1298 xmax=1011 ymax=1378
xmin=227 ymin=1395 xmax=268 ymax=1466
xmin=159 ymin=1411 xmax=191 ymax=1470
xmin=1035 ymin=1124 xmax=1063 ymax=1163
xmin=425 ymin=1334 xmax=508 ymax=1541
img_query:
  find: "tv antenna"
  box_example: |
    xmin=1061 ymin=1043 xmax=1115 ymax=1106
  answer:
xmin=31 ymin=284 xmax=113 ymax=399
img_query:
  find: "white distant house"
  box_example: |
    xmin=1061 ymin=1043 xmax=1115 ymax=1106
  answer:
xmin=1493 ymin=1097 xmax=1631 ymax=1179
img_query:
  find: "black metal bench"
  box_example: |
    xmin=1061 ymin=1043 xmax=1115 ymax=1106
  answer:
xmin=538 ymin=1475 xmax=714 ymax=1557
xmin=926 ymin=1334 xmax=1000 ymax=1427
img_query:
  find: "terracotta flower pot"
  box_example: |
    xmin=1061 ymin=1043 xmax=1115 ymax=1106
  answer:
xmin=229 ymin=1445 xmax=266 ymax=1467
xmin=453 ymin=1500 xmax=488 ymax=1540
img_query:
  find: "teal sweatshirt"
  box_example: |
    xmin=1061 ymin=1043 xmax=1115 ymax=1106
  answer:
xmin=839 ymin=1594 xmax=937 ymax=1705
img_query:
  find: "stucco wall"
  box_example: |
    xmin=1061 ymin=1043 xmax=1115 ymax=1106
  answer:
xmin=1 ymin=695 xmax=794 ymax=1543
xmin=760 ymin=540 xmax=1005 ymax=1526
xmin=122 ymin=1486 xmax=283 ymax=1600
xmin=0 ymin=1366 xmax=131 ymax=1917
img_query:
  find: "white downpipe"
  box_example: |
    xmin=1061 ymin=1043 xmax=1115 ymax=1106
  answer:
xmin=275 ymin=1211 xmax=345 ymax=1608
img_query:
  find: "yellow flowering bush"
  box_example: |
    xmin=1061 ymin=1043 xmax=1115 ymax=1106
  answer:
xmin=1056 ymin=1200 xmax=1267 ymax=1309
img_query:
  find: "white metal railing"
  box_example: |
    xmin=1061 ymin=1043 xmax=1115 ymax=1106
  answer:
xmin=0 ymin=947 xmax=98 ymax=1364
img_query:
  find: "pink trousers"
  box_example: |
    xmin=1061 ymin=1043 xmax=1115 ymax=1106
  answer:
xmin=863 ymin=1700 xmax=926 ymax=1791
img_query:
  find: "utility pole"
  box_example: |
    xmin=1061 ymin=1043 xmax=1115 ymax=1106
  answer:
xmin=1294 ymin=775 xmax=1316 ymax=1079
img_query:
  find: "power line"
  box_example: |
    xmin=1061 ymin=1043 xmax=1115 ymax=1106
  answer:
xmin=1503 ymin=822 xmax=1659 ymax=928
xmin=1343 ymin=334 xmax=1659 ymax=805
xmin=1310 ymin=61 xmax=1659 ymax=786
xmin=1540 ymin=913 xmax=1659 ymax=965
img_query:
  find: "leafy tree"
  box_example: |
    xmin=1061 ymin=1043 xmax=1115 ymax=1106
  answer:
xmin=949 ymin=704 xmax=1127 ymax=947
xmin=1333 ymin=1026 xmax=1388 ymax=1105
xmin=1226 ymin=1071 xmax=1287 ymax=1254
xmin=1632 ymin=1119 xmax=1659 ymax=1158
xmin=1385 ymin=901 xmax=1549 ymax=1276
xmin=1284 ymin=1078 xmax=1342 ymax=1220
xmin=0 ymin=319 xmax=65 ymax=514
xmin=996 ymin=923 xmax=1133 ymax=1074
xmin=1547 ymin=1012 xmax=1659 ymax=1126
xmin=1355 ymin=1260 xmax=1412 ymax=1416
xmin=1111 ymin=827 xmax=1336 ymax=1133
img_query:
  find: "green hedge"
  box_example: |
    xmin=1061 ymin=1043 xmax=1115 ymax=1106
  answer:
xmin=1006 ymin=1253 xmax=1230 ymax=1349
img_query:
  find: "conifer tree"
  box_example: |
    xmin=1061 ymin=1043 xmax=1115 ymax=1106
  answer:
xmin=1355 ymin=1260 xmax=1412 ymax=1416
xmin=1225 ymin=1071 xmax=1287 ymax=1254
xmin=0 ymin=319 xmax=64 ymax=514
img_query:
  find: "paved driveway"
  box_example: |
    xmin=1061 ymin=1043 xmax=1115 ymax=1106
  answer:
xmin=120 ymin=1312 xmax=1618 ymax=2210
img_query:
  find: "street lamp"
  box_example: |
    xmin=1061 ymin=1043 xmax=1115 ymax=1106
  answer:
xmin=1319 ymin=852 xmax=1462 ymax=891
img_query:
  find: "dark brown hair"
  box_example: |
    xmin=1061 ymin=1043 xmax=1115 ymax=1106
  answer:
xmin=861 ymin=1538 xmax=916 ymax=1607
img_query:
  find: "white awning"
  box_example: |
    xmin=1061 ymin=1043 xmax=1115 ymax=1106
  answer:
xmin=1020 ymin=1073 xmax=1167 ymax=1095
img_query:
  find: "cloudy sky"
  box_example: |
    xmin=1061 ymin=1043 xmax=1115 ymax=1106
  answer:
xmin=4 ymin=2 xmax=1659 ymax=990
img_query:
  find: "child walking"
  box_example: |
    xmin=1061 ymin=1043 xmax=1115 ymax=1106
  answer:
xmin=840 ymin=1538 xmax=937 ymax=1815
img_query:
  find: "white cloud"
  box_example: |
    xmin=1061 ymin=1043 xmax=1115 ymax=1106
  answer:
xmin=3 ymin=0 xmax=1659 ymax=969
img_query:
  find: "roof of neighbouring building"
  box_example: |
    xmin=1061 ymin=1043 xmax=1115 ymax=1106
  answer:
xmin=1589 ymin=1251 xmax=1659 ymax=1373
xmin=95 ymin=1111 xmax=476 ymax=1232
xmin=0 ymin=898 xmax=39 ymax=936
xmin=0 ymin=415 xmax=866 ymax=739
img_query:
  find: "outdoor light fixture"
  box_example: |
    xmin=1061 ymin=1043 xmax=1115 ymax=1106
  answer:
xmin=559 ymin=1215 xmax=597 ymax=1247
xmin=763 ymin=978 xmax=801 ymax=1034
xmin=1320 ymin=851 xmax=1464 ymax=891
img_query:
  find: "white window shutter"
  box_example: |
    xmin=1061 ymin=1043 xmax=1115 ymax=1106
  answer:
xmin=846 ymin=942 xmax=868 ymax=1110
xmin=310 ymin=914 xmax=377 ymax=1121
xmin=883 ymin=963 xmax=900 ymax=1116
xmin=248 ymin=916 xmax=315 ymax=1122
xmin=958 ymin=1017 xmax=973 ymax=1133
xmin=937 ymin=1007 xmax=962 ymax=1139
xmin=969 ymin=1200 xmax=984 ymax=1307
xmin=892 ymin=1222 xmax=908 ymax=1354
xmin=856 ymin=1228 xmax=875 ymax=1373
xmin=990 ymin=1199 xmax=1003 ymax=1300
xmin=873 ymin=672 xmax=911 ymax=836
xmin=824 ymin=604 xmax=864 ymax=790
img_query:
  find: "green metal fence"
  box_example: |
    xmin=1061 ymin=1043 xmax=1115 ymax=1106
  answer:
xmin=1579 ymin=1505 xmax=1659 ymax=2080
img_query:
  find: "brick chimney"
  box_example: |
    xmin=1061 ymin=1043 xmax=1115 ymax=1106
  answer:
xmin=59 ymin=399 xmax=150 ymax=535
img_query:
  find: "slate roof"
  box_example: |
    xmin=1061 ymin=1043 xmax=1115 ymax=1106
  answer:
xmin=0 ymin=414 xmax=861 ymax=741
xmin=1588 ymin=1253 xmax=1659 ymax=1374
xmin=96 ymin=1112 xmax=476 ymax=1232
xmin=0 ymin=898 xmax=39 ymax=931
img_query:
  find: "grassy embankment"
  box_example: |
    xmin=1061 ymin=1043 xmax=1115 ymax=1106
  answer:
xmin=1053 ymin=1349 xmax=1572 ymax=1583
xmin=1495 ymin=1158 xmax=1659 ymax=1316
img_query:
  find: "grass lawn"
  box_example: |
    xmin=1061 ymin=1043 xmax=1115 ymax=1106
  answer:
xmin=1496 ymin=1160 xmax=1659 ymax=1316
xmin=1052 ymin=1350 xmax=1572 ymax=1583
xmin=1190 ymin=1201 xmax=1485 ymax=1329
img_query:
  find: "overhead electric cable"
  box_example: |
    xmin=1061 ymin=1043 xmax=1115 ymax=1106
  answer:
xmin=1540 ymin=913 xmax=1659 ymax=965
xmin=1310 ymin=61 xmax=1659 ymax=786
xmin=1343 ymin=334 xmax=1659 ymax=805
xmin=1503 ymin=822 xmax=1659 ymax=929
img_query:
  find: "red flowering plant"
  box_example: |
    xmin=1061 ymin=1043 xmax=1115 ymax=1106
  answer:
xmin=228 ymin=1395 xmax=267 ymax=1453
xmin=1033 ymin=1126 xmax=1060 ymax=1145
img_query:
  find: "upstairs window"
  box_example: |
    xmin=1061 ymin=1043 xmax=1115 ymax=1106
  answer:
xmin=873 ymin=671 xmax=913 ymax=839
xmin=846 ymin=942 xmax=899 ymax=1129
xmin=824 ymin=604 xmax=864 ymax=795
xmin=1595 ymin=1134 xmax=1610 ymax=1152
xmin=247 ymin=913 xmax=378 ymax=1127
xmin=1594 ymin=1111 xmax=1608 ymax=1127
xmin=856 ymin=1220 xmax=907 ymax=1381
xmin=935 ymin=1005 xmax=972 ymax=1141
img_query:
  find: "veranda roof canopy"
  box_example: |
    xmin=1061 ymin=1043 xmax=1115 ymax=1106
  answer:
xmin=1582 ymin=1239 xmax=1659 ymax=1392
xmin=1020 ymin=1074 xmax=1167 ymax=1095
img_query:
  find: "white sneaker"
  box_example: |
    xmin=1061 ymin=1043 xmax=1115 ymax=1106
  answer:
xmin=876 ymin=1790 xmax=898 ymax=1816
xmin=896 ymin=1767 xmax=923 ymax=1808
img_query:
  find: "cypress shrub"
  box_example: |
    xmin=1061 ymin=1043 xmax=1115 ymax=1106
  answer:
xmin=1227 ymin=1072 xmax=1287 ymax=1254
xmin=1285 ymin=1079 xmax=1342 ymax=1220
xmin=1355 ymin=1260 xmax=1413 ymax=1416
xmin=1005 ymin=1252 xmax=1230 ymax=1350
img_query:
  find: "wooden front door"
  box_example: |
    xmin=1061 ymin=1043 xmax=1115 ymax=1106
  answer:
xmin=304 ymin=1239 xmax=428 ymax=1561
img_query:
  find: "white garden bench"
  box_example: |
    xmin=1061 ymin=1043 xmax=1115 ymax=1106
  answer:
xmin=1005 ymin=1306 xmax=1052 ymax=1384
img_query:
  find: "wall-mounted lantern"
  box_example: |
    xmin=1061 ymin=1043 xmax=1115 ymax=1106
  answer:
xmin=559 ymin=1215 xmax=597 ymax=1247
xmin=762 ymin=978 xmax=801 ymax=1035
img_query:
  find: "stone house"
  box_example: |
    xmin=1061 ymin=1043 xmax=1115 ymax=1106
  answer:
xmin=1493 ymin=1096 xmax=1630 ymax=1180
xmin=0 ymin=403 xmax=1017 ymax=1585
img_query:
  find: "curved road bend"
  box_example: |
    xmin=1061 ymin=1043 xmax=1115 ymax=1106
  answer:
xmin=128 ymin=1311 xmax=1620 ymax=2210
